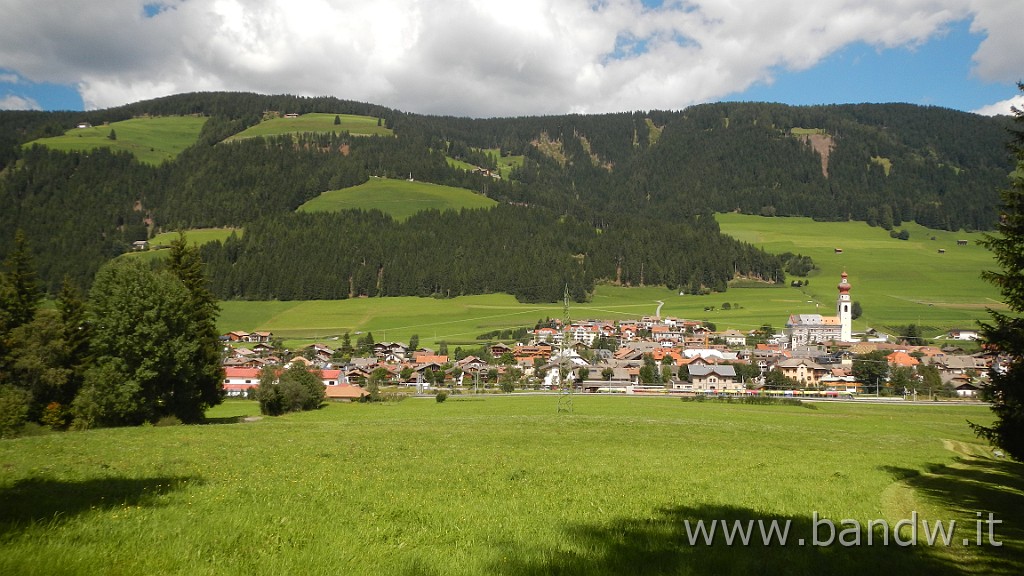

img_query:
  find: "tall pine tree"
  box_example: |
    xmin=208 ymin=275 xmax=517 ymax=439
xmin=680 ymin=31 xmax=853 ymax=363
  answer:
xmin=166 ymin=234 xmax=224 ymax=421
xmin=974 ymin=85 xmax=1024 ymax=461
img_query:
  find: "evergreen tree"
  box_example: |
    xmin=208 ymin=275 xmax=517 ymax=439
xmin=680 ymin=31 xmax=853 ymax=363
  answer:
xmin=340 ymin=332 xmax=354 ymax=357
xmin=3 ymin=230 xmax=42 ymax=329
xmin=974 ymin=87 xmax=1024 ymax=461
xmin=166 ymin=234 xmax=224 ymax=420
xmin=71 ymin=259 xmax=217 ymax=427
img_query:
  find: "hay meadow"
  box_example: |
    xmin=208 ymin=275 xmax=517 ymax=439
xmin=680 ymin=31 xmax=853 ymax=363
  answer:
xmin=25 ymin=116 xmax=207 ymax=166
xmin=1 ymin=397 xmax=1019 ymax=575
xmin=297 ymin=178 xmax=498 ymax=222
xmin=223 ymin=113 xmax=393 ymax=141
xmin=215 ymin=213 xmax=1001 ymax=349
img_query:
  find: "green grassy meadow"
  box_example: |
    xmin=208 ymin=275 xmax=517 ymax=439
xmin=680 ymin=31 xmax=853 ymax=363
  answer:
xmin=1 ymin=397 xmax=1019 ymax=575
xmin=223 ymin=113 xmax=392 ymax=142
xmin=26 ymin=116 xmax=207 ymax=165
xmin=297 ymin=177 xmax=498 ymax=222
xmin=215 ymin=214 xmax=1002 ymax=348
xmin=446 ymin=149 xmax=523 ymax=180
xmin=119 ymin=229 xmax=242 ymax=264
xmin=482 ymin=148 xmax=525 ymax=179
xmin=148 ymin=228 xmax=242 ymax=247
xmin=716 ymin=213 xmax=1002 ymax=336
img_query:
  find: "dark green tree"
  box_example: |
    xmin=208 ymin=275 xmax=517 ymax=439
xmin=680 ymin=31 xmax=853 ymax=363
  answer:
xmin=357 ymin=332 xmax=375 ymax=355
xmin=639 ymin=354 xmax=659 ymax=384
xmin=917 ymin=363 xmax=942 ymax=394
xmin=853 ymin=350 xmax=890 ymax=394
xmin=974 ymin=87 xmax=1024 ymax=460
xmin=107 ymin=129 xmax=116 ymax=140
xmin=764 ymin=368 xmax=793 ymax=389
xmin=70 ymin=259 xmax=218 ymax=427
xmin=338 ymin=331 xmax=354 ymax=359
xmin=3 ymin=230 xmax=42 ymax=329
xmin=255 ymin=365 xmax=325 ymax=415
xmin=166 ymin=234 xmax=224 ymax=420
xmin=7 ymin=310 xmax=73 ymax=419
xmin=333 ymin=115 xmax=341 ymax=125
xmin=409 ymin=333 xmax=420 ymax=351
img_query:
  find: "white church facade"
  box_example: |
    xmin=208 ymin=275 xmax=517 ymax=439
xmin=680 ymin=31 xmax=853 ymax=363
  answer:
xmin=786 ymin=272 xmax=853 ymax=347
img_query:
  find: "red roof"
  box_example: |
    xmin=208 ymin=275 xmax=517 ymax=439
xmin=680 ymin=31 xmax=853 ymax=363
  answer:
xmin=224 ymin=367 xmax=261 ymax=379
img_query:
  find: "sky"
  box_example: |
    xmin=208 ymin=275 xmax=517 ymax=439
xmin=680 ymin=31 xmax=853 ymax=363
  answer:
xmin=1 ymin=0 xmax=1022 ymax=118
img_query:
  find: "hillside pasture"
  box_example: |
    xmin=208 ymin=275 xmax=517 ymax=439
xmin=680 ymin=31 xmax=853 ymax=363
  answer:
xmin=715 ymin=213 xmax=1002 ymax=336
xmin=215 ymin=214 xmax=1004 ymax=349
xmin=296 ymin=177 xmax=497 ymax=222
xmin=223 ymin=113 xmax=392 ymax=142
xmin=446 ymin=149 xmax=524 ymax=180
xmin=24 ymin=116 xmax=206 ymax=166
xmin=120 ymin=228 xmax=242 ymax=263
xmin=481 ymin=148 xmax=525 ymax=179
xmin=0 ymin=398 xmax=1017 ymax=575
xmin=148 ymin=228 xmax=242 ymax=247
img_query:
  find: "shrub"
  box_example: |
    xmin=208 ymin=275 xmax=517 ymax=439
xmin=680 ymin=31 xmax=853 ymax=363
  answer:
xmin=436 ymin=391 xmax=448 ymax=403
xmin=0 ymin=386 xmax=31 ymax=439
xmin=40 ymin=402 xmax=70 ymax=430
xmin=155 ymin=415 xmax=183 ymax=427
xmin=256 ymin=365 xmax=326 ymax=416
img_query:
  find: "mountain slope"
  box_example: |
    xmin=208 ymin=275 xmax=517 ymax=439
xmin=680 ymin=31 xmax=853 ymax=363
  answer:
xmin=0 ymin=92 xmax=1013 ymax=300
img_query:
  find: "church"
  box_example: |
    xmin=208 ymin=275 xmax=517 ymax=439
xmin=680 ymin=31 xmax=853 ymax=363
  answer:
xmin=786 ymin=272 xmax=853 ymax=347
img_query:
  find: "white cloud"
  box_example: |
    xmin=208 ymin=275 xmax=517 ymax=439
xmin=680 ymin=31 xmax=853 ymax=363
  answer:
xmin=972 ymin=94 xmax=1024 ymax=117
xmin=967 ymin=0 xmax=1024 ymax=82
xmin=0 ymin=93 xmax=41 ymax=111
xmin=1 ymin=0 xmax=1021 ymax=116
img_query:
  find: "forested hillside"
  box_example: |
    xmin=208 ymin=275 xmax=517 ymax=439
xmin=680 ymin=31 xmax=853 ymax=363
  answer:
xmin=0 ymin=92 xmax=1013 ymax=301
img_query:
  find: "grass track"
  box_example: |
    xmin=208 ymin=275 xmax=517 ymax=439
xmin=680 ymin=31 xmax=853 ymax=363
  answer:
xmin=0 ymin=397 xmax=1018 ymax=575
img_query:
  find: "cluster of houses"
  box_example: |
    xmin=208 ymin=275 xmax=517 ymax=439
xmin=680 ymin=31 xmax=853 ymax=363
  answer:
xmin=219 ymin=313 xmax=993 ymax=400
xmin=219 ymin=274 xmax=992 ymax=399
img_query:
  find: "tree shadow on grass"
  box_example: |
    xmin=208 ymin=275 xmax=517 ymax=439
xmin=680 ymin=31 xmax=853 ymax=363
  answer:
xmin=0 ymin=475 xmax=199 ymax=537
xmin=879 ymin=454 xmax=1024 ymax=575
xmin=493 ymin=502 xmax=1009 ymax=576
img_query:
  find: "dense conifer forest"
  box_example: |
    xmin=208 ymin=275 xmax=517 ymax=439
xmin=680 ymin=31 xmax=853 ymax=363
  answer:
xmin=0 ymin=92 xmax=1013 ymax=301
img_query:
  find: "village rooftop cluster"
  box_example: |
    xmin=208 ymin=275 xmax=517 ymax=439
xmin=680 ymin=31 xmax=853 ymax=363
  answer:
xmin=220 ymin=273 xmax=993 ymax=401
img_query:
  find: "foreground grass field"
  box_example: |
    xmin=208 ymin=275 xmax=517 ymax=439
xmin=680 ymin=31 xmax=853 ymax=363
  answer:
xmin=0 ymin=397 xmax=1019 ymax=575
xmin=297 ymin=177 xmax=498 ymax=222
xmin=25 ymin=116 xmax=207 ymax=165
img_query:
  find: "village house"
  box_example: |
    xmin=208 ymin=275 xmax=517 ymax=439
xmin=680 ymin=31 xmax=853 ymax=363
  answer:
xmin=373 ymin=342 xmax=409 ymax=362
xmin=774 ymin=357 xmax=830 ymax=387
xmin=223 ymin=367 xmax=261 ymax=397
xmin=686 ymin=364 xmax=738 ymax=391
xmin=718 ymin=329 xmax=747 ymax=347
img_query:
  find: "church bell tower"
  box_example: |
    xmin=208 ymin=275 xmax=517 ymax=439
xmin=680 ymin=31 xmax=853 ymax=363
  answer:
xmin=837 ymin=271 xmax=852 ymax=342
